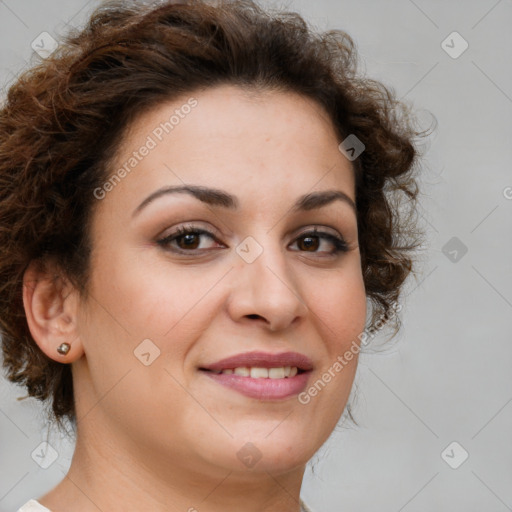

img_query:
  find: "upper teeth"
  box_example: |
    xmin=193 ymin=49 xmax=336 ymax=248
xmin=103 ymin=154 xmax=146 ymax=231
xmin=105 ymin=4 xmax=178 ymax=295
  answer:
xmin=210 ymin=366 xmax=299 ymax=378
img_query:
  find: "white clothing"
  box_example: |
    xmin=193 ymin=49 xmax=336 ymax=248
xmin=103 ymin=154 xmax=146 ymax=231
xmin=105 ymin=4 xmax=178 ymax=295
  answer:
xmin=17 ymin=500 xmax=51 ymax=512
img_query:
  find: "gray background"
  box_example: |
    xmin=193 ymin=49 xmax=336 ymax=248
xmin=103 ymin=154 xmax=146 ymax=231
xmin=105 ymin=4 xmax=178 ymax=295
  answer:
xmin=1 ymin=1 xmax=511 ymax=511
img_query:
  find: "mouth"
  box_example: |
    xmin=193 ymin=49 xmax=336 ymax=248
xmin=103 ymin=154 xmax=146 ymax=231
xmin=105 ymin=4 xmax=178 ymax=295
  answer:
xmin=199 ymin=366 xmax=308 ymax=378
xmin=198 ymin=367 xmax=312 ymax=400
xmin=198 ymin=351 xmax=313 ymax=400
xmin=199 ymin=350 xmax=314 ymax=373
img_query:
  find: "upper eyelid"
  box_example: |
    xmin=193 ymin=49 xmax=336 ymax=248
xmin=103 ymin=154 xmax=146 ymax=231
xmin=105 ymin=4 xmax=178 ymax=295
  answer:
xmin=160 ymin=222 xmax=221 ymax=239
xmin=294 ymin=225 xmax=343 ymax=237
xmin=164 ymin=224 xmax=345 ymax=238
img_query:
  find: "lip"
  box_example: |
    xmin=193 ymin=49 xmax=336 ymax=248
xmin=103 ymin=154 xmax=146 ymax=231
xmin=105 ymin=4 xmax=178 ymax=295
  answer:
xmin=199 ymin=350 xmax=314 ymax=372
xmin=201 ymin=370 xmax=311 ymax=400
xmin=198 ymin=350 xmax=314 ymax=400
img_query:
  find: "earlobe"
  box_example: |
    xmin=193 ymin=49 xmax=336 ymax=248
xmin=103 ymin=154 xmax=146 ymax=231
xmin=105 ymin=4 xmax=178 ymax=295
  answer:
xmin=22 ymin=260 xmax=84 ymax=363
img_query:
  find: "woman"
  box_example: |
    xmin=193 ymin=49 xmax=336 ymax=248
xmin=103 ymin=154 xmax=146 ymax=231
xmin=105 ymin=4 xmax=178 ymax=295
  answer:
xmin=0 ymin=0 xmax=423 ymax=510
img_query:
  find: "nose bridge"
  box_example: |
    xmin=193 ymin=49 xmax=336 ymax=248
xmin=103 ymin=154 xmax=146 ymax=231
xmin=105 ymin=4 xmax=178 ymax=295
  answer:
xmin=228 ymin=233 xmax=307 ymax=329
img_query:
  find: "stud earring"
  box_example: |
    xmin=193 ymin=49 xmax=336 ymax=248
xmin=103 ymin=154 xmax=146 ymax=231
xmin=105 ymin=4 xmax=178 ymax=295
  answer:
xmin=56 ymin=343 xmax=71 ymax=355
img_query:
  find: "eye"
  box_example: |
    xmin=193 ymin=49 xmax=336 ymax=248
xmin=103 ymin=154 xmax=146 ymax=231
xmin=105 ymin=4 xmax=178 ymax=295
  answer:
xmin=289 ymin=228 xmax=349 ymax=255
xmin=157 ymin=225 xmax=224 ymax=253
xmin=157 ymin=225 xmax=349 ymax=256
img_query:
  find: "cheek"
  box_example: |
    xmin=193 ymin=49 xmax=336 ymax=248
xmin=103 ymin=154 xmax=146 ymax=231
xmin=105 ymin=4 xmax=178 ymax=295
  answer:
xmin=302 ymin=266 xmax=367 ymax=350
xmin=92 ymin=253 xmax=227 ymax=340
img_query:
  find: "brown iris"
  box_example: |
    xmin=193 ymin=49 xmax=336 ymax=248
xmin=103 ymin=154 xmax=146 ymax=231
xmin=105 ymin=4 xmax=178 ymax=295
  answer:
xmin=297 ymin=235 xmax=319 ymax=252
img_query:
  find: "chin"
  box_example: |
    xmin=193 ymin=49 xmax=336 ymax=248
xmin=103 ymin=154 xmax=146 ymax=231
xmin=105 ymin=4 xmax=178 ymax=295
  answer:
xmin=221 ymin=433 xmax=317 ymax=475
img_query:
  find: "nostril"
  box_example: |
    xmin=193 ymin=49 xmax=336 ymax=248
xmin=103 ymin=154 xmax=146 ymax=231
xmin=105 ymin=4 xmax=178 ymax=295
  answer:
xmin=246 ymin=314 xmax=263 ymax=320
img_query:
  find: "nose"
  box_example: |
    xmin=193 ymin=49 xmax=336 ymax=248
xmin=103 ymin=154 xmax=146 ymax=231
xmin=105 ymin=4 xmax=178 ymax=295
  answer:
xmin=226 ymin=240 xmax=308 ymax=331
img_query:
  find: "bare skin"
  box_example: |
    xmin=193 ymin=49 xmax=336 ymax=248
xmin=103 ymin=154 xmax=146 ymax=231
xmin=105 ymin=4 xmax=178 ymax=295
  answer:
xmin=23 ymin=84 xmax=367 ymax=512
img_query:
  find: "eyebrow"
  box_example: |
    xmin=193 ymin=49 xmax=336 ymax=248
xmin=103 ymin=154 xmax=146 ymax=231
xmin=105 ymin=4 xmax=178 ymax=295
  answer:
xmin=132 ymin=184 xmax=356 ymax=218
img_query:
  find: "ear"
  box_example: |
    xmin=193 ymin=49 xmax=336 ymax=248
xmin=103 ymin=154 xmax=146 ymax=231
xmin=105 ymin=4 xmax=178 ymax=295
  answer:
xmin=22 ymin=260 xmax=84 ymax=363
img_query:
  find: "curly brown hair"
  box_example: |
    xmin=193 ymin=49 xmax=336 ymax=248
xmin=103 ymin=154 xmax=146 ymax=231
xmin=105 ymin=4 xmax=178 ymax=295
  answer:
xmin=0 ymin=0 xmax=425 ymax=430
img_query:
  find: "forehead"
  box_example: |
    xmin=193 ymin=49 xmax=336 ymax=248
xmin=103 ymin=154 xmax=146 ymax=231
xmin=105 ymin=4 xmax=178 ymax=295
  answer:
xmin=101 ymin=84 xmax=355 ymax=214
xmin=121 ymin=84 xmax=343 ymax=149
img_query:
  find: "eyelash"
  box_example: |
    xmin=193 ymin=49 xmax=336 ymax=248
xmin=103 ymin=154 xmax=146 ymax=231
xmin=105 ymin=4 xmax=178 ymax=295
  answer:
xmin=156 ymin=225 xmax=349 ymax=256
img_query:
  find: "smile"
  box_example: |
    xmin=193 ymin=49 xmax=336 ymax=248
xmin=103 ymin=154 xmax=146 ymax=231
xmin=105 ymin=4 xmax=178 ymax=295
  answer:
xmin=199 ymin=367 xmax=311 ymax=400
xmin=205 ymin=366 xmax=300 ymax=378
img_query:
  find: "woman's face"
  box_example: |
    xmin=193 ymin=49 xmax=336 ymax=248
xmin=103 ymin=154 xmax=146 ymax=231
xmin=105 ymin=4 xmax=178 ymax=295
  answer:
xmin=75 ymin=84 xmax=367 ymax=478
